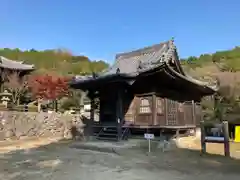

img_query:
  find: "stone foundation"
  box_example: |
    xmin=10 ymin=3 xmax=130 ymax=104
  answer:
xmin=0 ymin=111 xmax=84 ymax=141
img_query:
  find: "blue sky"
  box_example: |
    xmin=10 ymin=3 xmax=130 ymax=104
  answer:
xmin=1 ymin=0 xmax=240 ymax=64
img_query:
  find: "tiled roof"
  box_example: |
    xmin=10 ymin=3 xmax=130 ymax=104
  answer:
xmin=71 ymin=39 xmax=218 ymax=92
xmin=0 ymin=56 xmax=34 ymax=70
xmin=102 ymin=40 xmax=172 ymax=75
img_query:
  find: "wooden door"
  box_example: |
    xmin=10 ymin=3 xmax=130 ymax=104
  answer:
xmin=135 ymin=96 xmax=153 ymax=126
xmin=156 ymin=97 xmax=165 ymax=126
xmin=99 ymin=92 xmax=117 ymax=126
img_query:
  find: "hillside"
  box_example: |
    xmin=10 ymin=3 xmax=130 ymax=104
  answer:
xmin=180 ymin=46 xmax=240 ymax=88
xmin=181 ymin=46 xmax=240 ymax=74
xmin=1 ymin=46 xmax=240 ymax=115
xmin=0 ymin=48 xmax=109 ymax=75
xmin=1 ymin=46 xmax=240 ymax=80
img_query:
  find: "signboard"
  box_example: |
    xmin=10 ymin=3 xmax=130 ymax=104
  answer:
xmin=144 ymin=133 xmax=155 ymax=140
xmin=205 ymin=136 xmax=224 ymax=142
xmin=204 ymin=125 xmax=225 ymax=142
xmin=200 ymin=121 xmax=230 ymax=157
xmin=144 ymin=133 xmax=155 ymax=153
xmin=235 ymin=126 xmax=240 ymax=143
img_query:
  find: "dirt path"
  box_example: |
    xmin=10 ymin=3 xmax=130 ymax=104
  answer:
xmin=0 ymin=138 xmax=240 ymax=180
xmin=0 ymin=137 xmax=62 ymax=154
xmin=176 ymin=136 xmax=240 ymax=158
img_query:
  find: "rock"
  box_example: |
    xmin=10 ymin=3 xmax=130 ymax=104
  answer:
xmin=0 ymin=111 xmax=84 ymax=141
xmin=5 ymin=130 xmax=15 ymax=139
xmin=157 ymin=139 xmax=177 ymax=152
xmin=0 ymin=131 xmax=5 ymax=140
xmin=19 ymin=136 xmax=29 ymax=140
xmin=64 ymin=129 xmax=72 ymax=139
xmin=0 ymin=122 xmax=4 ymax=130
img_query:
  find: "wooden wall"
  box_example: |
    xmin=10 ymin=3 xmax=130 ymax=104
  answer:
xmin=124 ymin=95 xmax=201 ymax=128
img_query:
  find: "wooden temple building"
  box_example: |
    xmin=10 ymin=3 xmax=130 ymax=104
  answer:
xmin=0 ymin=56 xmax=34 ymax=91
xmin=70 ymin=39 xmax=218 ymax=141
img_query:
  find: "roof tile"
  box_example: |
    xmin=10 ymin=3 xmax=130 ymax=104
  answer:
xmin=0 ymin=56 xmax=34 ymax=70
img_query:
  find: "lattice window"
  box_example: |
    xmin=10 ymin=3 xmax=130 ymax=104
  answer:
xmin=139 ymin=98 xmax=151 ymax=113
xmin=167 ymin=99 xmax=177 ymax=125
xmin=156 ymin=98 xmax=164 ymax=114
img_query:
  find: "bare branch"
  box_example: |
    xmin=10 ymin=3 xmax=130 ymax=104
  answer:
xmin=3 ymin=71 xmax=29 ymax=105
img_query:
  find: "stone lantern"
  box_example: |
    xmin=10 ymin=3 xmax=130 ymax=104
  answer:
xmin=0 ymin=90 xmax=12 ymax=107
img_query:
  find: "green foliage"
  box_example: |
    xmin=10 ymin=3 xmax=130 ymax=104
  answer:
xmin=183 ymin=46 xmax=240 ymax=122
xmin=182 ymin=46 xmax=240 ymax=71
xmin=59 ymin=89 xmax=84 ymax=110
xmin=0 ymin=48 xmax=109 ymax=75
xmin=60 ymin=98 xmax=79 ymax=110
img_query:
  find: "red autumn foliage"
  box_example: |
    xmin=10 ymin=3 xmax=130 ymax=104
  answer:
xmin=29 ymin=74 xmax=70 ymax=100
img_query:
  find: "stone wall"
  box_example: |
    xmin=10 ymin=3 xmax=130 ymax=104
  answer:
xmin=0 ymin=111 xmax=84 ymax=141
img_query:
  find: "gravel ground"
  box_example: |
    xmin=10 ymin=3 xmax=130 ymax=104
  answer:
xmin=0 ymin=140 xmax=240 ymax=180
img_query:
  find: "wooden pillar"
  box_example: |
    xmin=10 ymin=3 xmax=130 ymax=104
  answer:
xmin=223 ymin=121 xmax=230 ymax=157
xmin=192 ymin=100 xmax=196 ymax=125
xmin=200 ymin=121 xmax=206 ymax=155
xmin=89 ymin=91 xmax=95 ymax=139
xmin=152 ymin=94 xmax=156 ymax=125
xmin=116 ymin=89 xmax=123 ymax=141
xmin=165 ymin=99 xmax=168 ymax=126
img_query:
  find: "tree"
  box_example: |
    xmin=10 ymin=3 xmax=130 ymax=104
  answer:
xmin=28 ymin=74 xmax=71 ymax=111
xmin=3 ymin=72 xmax=29 ymax=105
xmin=0 ymin=48 xmax=109 ymax=75
xmin=29 ymin=74 xmax=70 ymax=101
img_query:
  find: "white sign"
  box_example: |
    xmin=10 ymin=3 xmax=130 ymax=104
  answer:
xmin=144 ymin=133 xmax=155 ymax=153
xmin=144 ymin=133 xmax=155 ymax=140
xmin=205 ymin=136 xmax=224 ymax=142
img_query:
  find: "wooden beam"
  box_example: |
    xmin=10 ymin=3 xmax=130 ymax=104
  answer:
xmin=116 ymin=89 xmax=124 ymax=141
xmin=200 ymin=121 xmax=206 ymax=155
xmin=152 ymin=94 xmax=157 ymax=125
xmin=165 ymin=99 xmax=168 ymax=126
xmin=223 ymin=121 xmax=230 ymax=157
xmin=192 ymin=100 xmax=196 ymax=125
xmin=88 ymin=91 xmax=95 ymax=139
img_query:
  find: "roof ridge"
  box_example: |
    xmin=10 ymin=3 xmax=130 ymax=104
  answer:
xmin=115 ymin=40 xmax=170 ymax=59
xmin=0 ymin=56 xmax=24 ymax=64
xmin=0 ymin=56 xmax=34 ymax=70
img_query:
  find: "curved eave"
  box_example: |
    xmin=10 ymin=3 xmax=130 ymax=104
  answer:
xmin=0 ymin=56 xmax=35 ymax=71
xmin=0 ymin=65 xmax=35 ymax=71
xmin=69 ymin=73 xmax=136 ymax=90
xmin=165 ymin=62 xmax=218 ymax=95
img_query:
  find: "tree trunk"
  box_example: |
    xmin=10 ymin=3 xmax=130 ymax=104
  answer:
xmin=37 ymin=98 xmax=41 ymax=112
xmin=17 ymin=97 xmax=20 ymax=106
xmin=55 ymin=99 xmax=58 ymax=112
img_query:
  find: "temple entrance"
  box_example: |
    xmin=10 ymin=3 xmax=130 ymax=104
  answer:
xmin=99 ymin=90 xmax=118 ymax=126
